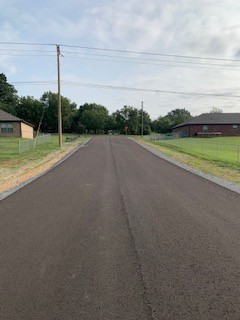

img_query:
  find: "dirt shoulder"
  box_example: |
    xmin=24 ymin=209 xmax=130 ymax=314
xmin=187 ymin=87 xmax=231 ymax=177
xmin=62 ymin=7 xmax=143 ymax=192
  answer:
xmin=0 ymin=139 xmax=90 ymax=193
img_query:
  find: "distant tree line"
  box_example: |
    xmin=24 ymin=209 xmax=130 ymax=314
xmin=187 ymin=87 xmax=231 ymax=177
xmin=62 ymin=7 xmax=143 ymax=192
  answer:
xmin=0 ymin=73 xmax=193 ymax=135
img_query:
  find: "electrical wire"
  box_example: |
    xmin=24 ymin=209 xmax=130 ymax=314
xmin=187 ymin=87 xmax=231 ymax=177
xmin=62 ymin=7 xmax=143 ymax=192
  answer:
xmin=62 ymin=81 xmax=240 ymax=98
xmin=62 ymin=55 xmax=240 ymax=72
xmin=1 ymin=41 xmax=240 ymax=62
xmin=60 ymin=44 xmax=240 ymax=62
xmin=62 ymin=51 xmax=240 ymax=67
xmin=0 ymin=48 xmax=55 ymax=53
xmin=12 ymin=80 xmax=240 ymax=99
xmin=1 ymin=50 xmax=239 ymax=71
xmin=0 ymin=53 xmax=55 ymax=57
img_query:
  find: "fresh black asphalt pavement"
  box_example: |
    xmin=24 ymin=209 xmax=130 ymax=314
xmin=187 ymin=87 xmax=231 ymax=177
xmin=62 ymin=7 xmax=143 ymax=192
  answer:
xmin=1 ymin=136 xmax=240 ymax=319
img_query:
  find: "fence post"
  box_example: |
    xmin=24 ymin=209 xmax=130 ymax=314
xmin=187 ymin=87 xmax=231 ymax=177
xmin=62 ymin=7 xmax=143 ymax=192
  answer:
xmin=18 ymin=141 xmax=21 ymax=154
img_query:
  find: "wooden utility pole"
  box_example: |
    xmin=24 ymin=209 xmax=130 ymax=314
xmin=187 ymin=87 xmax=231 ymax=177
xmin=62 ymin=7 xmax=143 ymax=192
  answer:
xmin=57 ymin=45 xmax=62 ymax=148
xmin=141 ymin=101 xmax=144 ymax=138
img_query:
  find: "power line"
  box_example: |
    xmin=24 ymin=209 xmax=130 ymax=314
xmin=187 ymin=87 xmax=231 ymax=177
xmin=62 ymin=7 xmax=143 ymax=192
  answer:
xmin=60 ymin=44 xmax=240 ymax=63
xmin=62 ymin=81 xmax=240 ymax=98
xmin=1 ymin=50 xmax=239 ymax=71
xmin=0 ymin=53 xmax=55 ymax=57
xmin=12 ymin=81 xmax=57 ymax=85
xmin=1 ymin=46 xmax=239 ymax=70
xmin=62 ymin=55 xmax=240 ymax=72
xmin=1 ymin=44 xmax=238 ymax=67
xmin=0 ymin=41 xmax=55 ymax=46
xmin=62 ymin=51 xmax=239 ymax=67
xmin=1 ymin=41 xmax=240 ymax=62
xmin=1 ymin=48 xmax=55 ymax=53
xmin=12 ymin=80 xmax=240 ymax=99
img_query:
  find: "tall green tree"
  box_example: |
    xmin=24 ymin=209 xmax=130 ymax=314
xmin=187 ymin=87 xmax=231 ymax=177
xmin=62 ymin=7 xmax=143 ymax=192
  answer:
xmin=157 ymin=116 xmax=172 ymax=133
xmin=0 ymin=73 xmax=19 ymax=115
xmin=113 ymin=106 xmax=140 ymax=134
xmin=40 ymin=92 xmax=77 ymax=132
xmin=151 ymin=108 xmax=191 ymax=133
xmin=113 ymin=106 xmax=151 ymax=135
xmin=16 ymin=96 xmax=44 ymax=129
xmin=78 ymin=103 xmax=109 ymax=133
xmin=166 ymin=108 xmax=192 ymax=127
xmin=105 ymin=114 xmax=118 ymax=132
xmin=139 ymin=110 xmax=151 ymax=135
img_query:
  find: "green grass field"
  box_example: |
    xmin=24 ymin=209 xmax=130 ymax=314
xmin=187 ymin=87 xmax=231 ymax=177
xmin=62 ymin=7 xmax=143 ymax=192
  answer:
xmin=0 ymin=134 xmax=87 ymax=164
xmin=149 ymin=137 xmax=240 ymax=168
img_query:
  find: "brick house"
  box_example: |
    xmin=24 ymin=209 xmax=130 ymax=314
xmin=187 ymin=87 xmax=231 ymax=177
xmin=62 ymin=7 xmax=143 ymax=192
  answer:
xmin=0 ymin=110 xmax=34 ymax=139
xmin=172 ymin=113 xmax=240 ymax=137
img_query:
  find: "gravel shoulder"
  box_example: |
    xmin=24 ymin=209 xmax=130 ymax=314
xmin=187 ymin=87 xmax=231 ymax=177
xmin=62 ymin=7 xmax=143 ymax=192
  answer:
xmin=131 ymin=138 xmax=240 ymax=195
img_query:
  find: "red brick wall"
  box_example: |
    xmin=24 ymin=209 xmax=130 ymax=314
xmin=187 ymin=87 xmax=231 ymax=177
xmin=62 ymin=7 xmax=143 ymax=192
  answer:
xmin=172 ymin=124 xmax=240 ymax=137
xmin=172 ymin=125 xmax=190 ymax=137
xmin=0 ymin=122 xmax=21 ymax=137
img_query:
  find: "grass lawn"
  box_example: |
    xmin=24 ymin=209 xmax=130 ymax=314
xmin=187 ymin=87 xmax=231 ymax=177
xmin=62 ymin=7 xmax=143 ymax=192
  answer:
xmin=150 ymin=137 xmax=240 ymax=169
xmin=134 ymin=136 xmax=240 ymax=184
xmin=0 ymin=134 xmax=89 ymax=185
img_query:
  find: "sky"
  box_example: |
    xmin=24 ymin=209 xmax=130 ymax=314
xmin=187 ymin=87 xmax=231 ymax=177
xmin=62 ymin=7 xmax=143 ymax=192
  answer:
xmin=0 ymin=0 xmax=240 ymax=119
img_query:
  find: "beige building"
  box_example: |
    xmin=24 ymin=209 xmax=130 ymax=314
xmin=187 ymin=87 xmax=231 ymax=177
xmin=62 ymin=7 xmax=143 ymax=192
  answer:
xmin=0 ymin=110 xmax=34 ymax=139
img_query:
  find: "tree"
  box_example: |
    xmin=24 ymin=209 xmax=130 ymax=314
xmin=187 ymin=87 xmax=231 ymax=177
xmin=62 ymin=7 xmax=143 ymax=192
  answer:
xmin=153 ymin=116 xmax=172 ymax=133
xmin=40 ymin=92 xmax=77 ymax=132
xmin=210 ymin=107 xmax=223 ymax=113
xmin=0 ymin=73 xmax=19 ymax=115
xmin=113 ymin=106 xmax=140 ymax=134
xmin=150 ymin=119 xmax=159 ymax=133
xmin=16 ymin=96 xmax=44 ymax=129
xmin=150 ymin=108 xmax=191 ymax=133
xmin=105 ymin=114 xmax=118 ymax=132
xmin=139 ymin=110 xmax=151 ymax=135
xmin=166 ymin=108 xmax=192 ymax=127
xmin=78 ymin=103 xmax=109 ymax=133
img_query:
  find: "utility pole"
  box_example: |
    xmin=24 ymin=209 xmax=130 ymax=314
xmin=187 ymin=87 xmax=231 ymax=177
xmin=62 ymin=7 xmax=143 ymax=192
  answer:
xmin=57 ymin=45 xmax=62 ymax=148
xmin=34 ymin=98 xmax=48 ymax=147
xmin=141 ymin=101 xmax=144 ymax=138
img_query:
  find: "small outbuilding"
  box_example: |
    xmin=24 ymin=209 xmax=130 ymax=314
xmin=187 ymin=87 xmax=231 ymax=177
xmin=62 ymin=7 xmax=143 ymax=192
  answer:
xmin=0 ymin=110 xmax=34 ymax=139
xmin=172 ymin=113 xmax=240 ymax=137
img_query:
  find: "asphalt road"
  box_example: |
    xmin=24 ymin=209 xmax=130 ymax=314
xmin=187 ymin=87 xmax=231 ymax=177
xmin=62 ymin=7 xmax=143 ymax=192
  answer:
xmin=1 ymin=136 xmax=240 ymax=320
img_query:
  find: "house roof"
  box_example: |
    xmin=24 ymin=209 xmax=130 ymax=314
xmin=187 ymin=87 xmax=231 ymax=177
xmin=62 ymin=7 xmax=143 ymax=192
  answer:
xmin=0 ymin=110 xmax=34 ymax=127
xmin=172 ymin=113 xmax=240 ymax=129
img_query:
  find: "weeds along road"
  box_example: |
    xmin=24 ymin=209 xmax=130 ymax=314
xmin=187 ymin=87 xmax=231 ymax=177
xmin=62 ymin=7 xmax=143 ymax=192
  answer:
xmin=1 ymin=136 xmax=240 ymax=320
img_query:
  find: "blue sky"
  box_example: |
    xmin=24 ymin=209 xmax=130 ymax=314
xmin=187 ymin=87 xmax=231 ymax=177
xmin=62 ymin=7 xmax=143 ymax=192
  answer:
xmin=1 ymin=0 xmax=240 ymax=118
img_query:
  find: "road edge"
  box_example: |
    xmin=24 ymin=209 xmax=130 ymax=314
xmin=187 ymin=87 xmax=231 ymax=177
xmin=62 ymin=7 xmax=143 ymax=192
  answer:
xmin=130 ymin=138 xmax=240 ymax=195
xmin=0 ymin=137 xmax=92 ymax=201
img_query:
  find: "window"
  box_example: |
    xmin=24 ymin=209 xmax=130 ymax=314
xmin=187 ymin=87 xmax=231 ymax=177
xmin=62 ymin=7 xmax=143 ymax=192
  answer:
xmin=1 ymin=122 xmax=13 ymax=133
xmin=233 ymin=125 xmax=238 ymax=130
xmin=203 ymin=125 xmax=208 ymax=132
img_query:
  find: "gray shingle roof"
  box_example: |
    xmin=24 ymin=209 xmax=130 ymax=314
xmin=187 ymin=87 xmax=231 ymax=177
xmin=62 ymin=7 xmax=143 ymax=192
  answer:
xmin=172 ymin=113 xmax=240 ymax=129
xmin=0 ymin=110 xmax=34 ymax=127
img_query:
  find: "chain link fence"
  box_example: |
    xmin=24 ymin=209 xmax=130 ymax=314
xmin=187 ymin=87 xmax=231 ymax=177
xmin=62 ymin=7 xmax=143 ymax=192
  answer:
xmin=145 ymin=133 xmax=181 ymax=141
xmin=18 ymin=133 xmax=51 ymax=154
xmin=146 ymin=136 xmax=240 ymax=164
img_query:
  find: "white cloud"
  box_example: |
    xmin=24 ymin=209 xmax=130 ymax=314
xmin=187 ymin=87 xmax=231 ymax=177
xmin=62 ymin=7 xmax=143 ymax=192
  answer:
xmin=0 ymin=22 xmax=20 ymax=75
xmin=1 ymin=0 xmax=240 ymax=117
